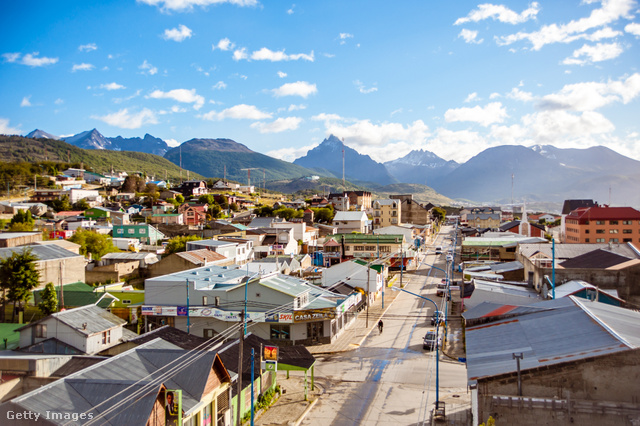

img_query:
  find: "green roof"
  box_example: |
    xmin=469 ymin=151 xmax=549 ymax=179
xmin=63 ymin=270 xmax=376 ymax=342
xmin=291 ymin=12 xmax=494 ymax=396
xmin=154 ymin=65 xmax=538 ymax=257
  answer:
xmin=33 ymin=282 xmax=114 ymax=309
xmin=0 ymin=323 xmax=22 ymax=350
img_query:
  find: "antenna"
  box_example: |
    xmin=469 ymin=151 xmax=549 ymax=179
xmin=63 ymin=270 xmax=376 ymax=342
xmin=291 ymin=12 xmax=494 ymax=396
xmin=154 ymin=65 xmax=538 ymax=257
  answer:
xmin=342 ymin=138 xmax=345 ymax=187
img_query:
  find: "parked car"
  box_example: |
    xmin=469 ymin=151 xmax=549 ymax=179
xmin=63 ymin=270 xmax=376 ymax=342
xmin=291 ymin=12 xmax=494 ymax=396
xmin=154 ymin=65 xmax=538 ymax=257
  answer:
xmin=435 ymin=246 xmax=443 ymax=254
xmin=446 ymin=254 xmax=453 ymax=262
xmin=430 ymin=310 xmax=444 ymax=325
xmin=423 ymin=330 xmax=441 ymax=350
xmin=436 ymin=284 xmax=448 ymax=297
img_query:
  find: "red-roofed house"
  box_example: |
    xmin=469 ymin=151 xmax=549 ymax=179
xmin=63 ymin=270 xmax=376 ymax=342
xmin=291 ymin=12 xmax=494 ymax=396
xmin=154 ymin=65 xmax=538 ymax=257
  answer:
xmin=565 ymin=206 xmax=640 ymax=244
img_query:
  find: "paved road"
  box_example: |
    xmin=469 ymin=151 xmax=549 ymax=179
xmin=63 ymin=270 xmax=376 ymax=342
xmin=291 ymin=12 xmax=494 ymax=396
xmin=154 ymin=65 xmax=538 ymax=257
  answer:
xmin=304 ymin=228 xmax=469 ymax=426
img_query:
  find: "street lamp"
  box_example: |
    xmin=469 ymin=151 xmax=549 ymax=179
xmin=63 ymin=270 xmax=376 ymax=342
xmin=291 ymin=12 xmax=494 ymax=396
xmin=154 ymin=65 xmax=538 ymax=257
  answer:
xmin=390 ymin=286 xmax=441 ymax=406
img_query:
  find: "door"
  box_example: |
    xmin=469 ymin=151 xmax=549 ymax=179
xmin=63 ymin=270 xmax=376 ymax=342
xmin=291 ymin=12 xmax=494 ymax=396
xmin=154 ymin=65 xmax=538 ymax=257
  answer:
xmin=307 ymin=322 xmax=324 ymax=343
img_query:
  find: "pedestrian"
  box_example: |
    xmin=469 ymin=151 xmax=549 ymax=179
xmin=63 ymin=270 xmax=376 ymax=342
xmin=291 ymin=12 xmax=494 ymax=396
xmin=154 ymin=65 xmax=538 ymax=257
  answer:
xmin=378 ymin=319 xmax=384 ymax=333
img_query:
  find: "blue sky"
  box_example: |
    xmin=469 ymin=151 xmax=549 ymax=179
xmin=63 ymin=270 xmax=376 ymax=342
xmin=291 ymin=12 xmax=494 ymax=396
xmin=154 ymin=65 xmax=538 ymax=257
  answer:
xmin=1 ymin=0 xmax=639 ymax=164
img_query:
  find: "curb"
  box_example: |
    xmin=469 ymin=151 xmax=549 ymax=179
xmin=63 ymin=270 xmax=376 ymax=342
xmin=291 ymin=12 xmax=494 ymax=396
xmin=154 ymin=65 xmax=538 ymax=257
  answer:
xmin=291 ymin=397 xmax=318 ymax=426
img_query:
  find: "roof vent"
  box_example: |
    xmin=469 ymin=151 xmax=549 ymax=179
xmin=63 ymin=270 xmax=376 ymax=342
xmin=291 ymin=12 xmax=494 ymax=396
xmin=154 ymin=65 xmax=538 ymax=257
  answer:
xmin=218 ymin=274 xmax=225 ymax=278
xmin=82 ymin=323 xmax=87 ymax=330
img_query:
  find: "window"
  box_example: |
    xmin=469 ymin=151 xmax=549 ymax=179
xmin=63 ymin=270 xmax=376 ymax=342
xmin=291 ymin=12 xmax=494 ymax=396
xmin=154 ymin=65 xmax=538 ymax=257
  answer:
xmin=344 ymin=246 xmax=350 ymax=251
xmin=610 ymin=229 xmax=618 ymax=234
xmin=202 ymin=296 xmax=208 ymax=305
xmin=622 ymin=220 xmax=632 ymax=225
xmin=623 ymin=229 xmax=632 ymax=234
xmin=128 ymin=229 xmax=134 ymax=234
xmin=379 ymin=246 xmax=391 ymax=253
xmin=610 ymin=220 xmax=618 ymax=225
xmin=596 ymin=238 xmax=605 ymax=242
xmin=102 ymin=330 xmax=111 ymax=345
xmin=610 ymin=238 xmax=619 ymax=243
xmin=623 ymin=238 xmax=632 ymax=243
xmin=35 ymin=324 xmax=47 ymax=338
xmin=596 ymin=220 xmax=605 ymax=225
xmin=122 ymin=299 xmax=131 ymax=304
xmin=116 ymin=228 xmax=123 ymax=234
xmin=215 ymin=296 xmax=220 ymax=307
xmin=585 ymin=230 xmax=590 ymax=234
xmin=596 ymin=229 xmax=605 ymax=234
xmin=354 ymin=246 xmax=365 ymax=251
xmin=270 ymin=324 xmax=290 ymax=340
xmin=203 ymin=328 xmax=216 ymax=339
xmin=585 ymin=238 xmax=590 ymax=243
xmin=140 ymin=229 xmax=146 ymax=234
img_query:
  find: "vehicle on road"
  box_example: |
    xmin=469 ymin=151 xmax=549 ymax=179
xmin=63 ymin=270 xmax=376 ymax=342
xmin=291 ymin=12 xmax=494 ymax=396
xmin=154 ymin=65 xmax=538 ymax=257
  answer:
xmin=430 ymin=310 xmax=444 ymax=326
xmin=436 ymin=283 xmax=447 ymax=297
xmin=423 ymin=330 xmax=441 ymax=350
xmin=446 ymin=254 xmax=453 ymax=262
xmin=435 ymin=246 xmax=443 ymax=254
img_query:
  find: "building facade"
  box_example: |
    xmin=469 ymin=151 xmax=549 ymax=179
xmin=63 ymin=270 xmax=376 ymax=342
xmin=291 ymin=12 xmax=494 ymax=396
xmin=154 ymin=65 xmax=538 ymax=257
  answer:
xmin=564 ymin=206 xmax=640 ymax=244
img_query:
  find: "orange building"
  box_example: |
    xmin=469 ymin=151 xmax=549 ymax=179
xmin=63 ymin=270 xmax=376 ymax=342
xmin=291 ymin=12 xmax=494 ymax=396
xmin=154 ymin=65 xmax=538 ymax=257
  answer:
xmin=564 ymin=206 xmax=640 ymax=244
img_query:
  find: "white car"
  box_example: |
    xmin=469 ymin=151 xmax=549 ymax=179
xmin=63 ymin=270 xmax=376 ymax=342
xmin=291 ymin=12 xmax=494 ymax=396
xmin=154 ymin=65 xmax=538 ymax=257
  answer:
xmin=446 ymin=254 xmax=453 ymax=262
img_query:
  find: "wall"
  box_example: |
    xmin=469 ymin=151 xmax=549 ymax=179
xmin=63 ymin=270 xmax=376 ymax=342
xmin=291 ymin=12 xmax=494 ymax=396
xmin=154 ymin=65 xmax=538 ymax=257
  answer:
xmin=36 ymin=257 xmax=86 ymax=289
xmin=477 ymin=349 xmax=640 ymax=426
xmin=86 ymin=261 xmax=139 ymax=285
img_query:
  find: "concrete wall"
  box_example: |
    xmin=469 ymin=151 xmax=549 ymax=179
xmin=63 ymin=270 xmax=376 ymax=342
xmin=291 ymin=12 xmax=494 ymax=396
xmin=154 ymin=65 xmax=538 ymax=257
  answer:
xmin=86 ymin=261 xmax=139 ymax=285
xmin=36 ymin=257 xmax=86 ymax=289
xmin=476 ymin=349 xmax=640 ymax=426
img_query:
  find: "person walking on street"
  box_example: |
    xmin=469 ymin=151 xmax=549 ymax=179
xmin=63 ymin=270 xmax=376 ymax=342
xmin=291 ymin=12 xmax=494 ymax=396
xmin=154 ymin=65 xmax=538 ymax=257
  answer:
xmin=378 ymin=319 xmax=384 ymax=334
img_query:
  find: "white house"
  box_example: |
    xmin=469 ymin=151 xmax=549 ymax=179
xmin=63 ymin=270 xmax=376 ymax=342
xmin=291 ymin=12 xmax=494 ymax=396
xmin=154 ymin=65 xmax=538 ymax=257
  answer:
xmin=332 ymin=211 xmax=369 ymax=234
xmin=322 ymin=259 xmax=383 ymax=293
xmin=16 ymin=305 xmax=133 ymax=355
xmin=67 ymin=188 xmax=103 ymax=205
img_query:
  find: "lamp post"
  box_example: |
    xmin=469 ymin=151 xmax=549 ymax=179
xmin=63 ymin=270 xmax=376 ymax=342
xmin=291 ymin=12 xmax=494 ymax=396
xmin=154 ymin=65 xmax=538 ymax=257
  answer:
xmin=390 ymin=286 xmax=441 ymax=405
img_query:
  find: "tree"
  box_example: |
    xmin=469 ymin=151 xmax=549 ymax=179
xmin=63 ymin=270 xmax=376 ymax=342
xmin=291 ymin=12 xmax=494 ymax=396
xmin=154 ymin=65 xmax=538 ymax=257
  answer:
xmin=165 ymin=235 xmax=202 ymax=255
xmin=0 ymin=248 xmax=41 ymax=322
xmin=69 ymin=229 xmax=118 ymax=260
xmin=273 ymin=207 xmax=302 ymax=221
xmin=73 ymin=198 xmax=90 ymax=211
xmin=38 ymin=282 xmax=58 ymax=316
xmin=175 ymin=194 xmax=185 ymax=204
xmin=230 ymin=202 xmax=239 ymax=212
xmin=9 ymin=210 xmax=35 ymax=231
xmin=198 ymin=194 xmax=215 ymax=205
xmin=432 ymin=207 xmax=446 ymax=223
xmin=49 ymin=195 xmax=72 ymax=212
xmin=312 ymin=207 xmax=335 ymax=223
xmin=208 ymin=204 xmax=222 ymax=220
xmin=122 ymin=175 xmax=146 ymax=193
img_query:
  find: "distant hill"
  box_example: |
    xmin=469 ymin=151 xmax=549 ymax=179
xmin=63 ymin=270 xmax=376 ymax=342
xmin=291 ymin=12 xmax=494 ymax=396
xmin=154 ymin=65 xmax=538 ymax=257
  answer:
xmin=384 ymin=149 xmax=459 ymax=186
xmin=293 ymin=135 xmax=397 ymax=186
xmin=164 ymin=138 xmax=321 ymax=182
xmin=0 ymin=135 xmax=202 ymax=181
xmin=266 ymin=176 xmax=366 ymax=195
xmin=107 ymin=134 xmax=169 ymax=156
xmin=63 ymin=129 xmax=112 ymax=150
xmin=372 ymin=183 xmax=455 ymax=206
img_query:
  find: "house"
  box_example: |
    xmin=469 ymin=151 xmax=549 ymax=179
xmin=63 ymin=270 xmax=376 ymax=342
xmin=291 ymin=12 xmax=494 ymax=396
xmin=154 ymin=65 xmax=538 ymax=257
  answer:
xmin=30 ymin=239 xmax=81 ymax=255
xmin=0 ymin=202 xmax=47 ymax=217
xmin=248 ymin=216 xmax=284 ymax=229
xmin=143 ymin=265 xmax=358 ymax=345
xmin=16 ymin=305 xmax=134 ymax=355
xmin=517 ymin=242 xmax=640 ymax=305
xmin=372 ymin=199 xmax=401 ymax=229
xmin=332 ymin=211 xmax=369 ymax=234
xmin=67 ymin=189 xmax=102 ymax=205
xmin=272 ymin=220 xmax=319 ymax=252
xmin=552 ymin=280 xmax=626 ymax=306
xmin=564 ymin=205 xmax=640 ymax=244
xmin=327 ymin=193 xmax=350 ymax=211
xmin=344 ymin=191 xmax=372 ymax=211
xmin=148 ymin=180 xmax=167 ymax=189
xmin=560 ymin=199 xmax=597 ymax=243
xmin=147 ymin=248 xmax=232 ymax=278
xmin=83 ymin=206 xmax=112 ymax=221
xmin=150 ymin=213 xmax=184 ymax=225
xmin=0 ymin=232 xmax=42 ymax=248
xmin=462 ymin=233 xmax=547 ymax=262
xmin=245 ymin=228 xmax=298 ymax=258
xmin=322 ymin=259 xmax=384 ymax=294
xmin=29 ymin=189 xmax=63 ymax=203
xmin=466 ymin=296 xmax=640 ymax=426
xmin=499 ymin=220 xmax=546 ymax=238
xmin=322 ymin=233 xmax=408 ymax=267
xmin=114 ymin=192 xmax=136 ymax=202
xmin=177 ymin=180 xmax=208 ymax=197
xmin=32 ymin=282 xmax=116 ymax=311
xmin=112 ymin=224 xmax=165 ymax=245
xmin=180 ymin=203 xmax=208 ymax=225
xmin=186 ymin=238 xmax=253 ymax=265
xmin=83 ymin=171 xmax=110 ymax=185
xmin=0 ymin=244 xmax=85 ymax=288
xmin=390 ymin=194 xmax=433 ymax=226
xmin=0 ymin=338 xmax=233 ymax=426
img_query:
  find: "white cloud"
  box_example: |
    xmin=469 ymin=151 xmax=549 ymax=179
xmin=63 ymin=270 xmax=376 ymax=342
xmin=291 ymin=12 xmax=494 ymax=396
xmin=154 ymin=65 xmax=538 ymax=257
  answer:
xmin=339 ymin=33 xmax=354 ymax=44
xmin=163 ymin=24 xmax=193 ymax=42
xmin=464 ymin=92 xmax=479 ymax=103
xmin=626 ymin=22 xmax=640 ymax=36
xmin=251 ymin=116 xmax=302 ymax=133
xmin=72 ymin=63 xmax=94 ymax=72
xmin=198 ymin=104 xmax=272 ymax=120
xmin=458 ymin=29 xmax=483 ymax=44
xmin=506 ymin=87 xmax=534 ymax=102
xmin=0 ymin=118 xmax=21 ymax=135
xmin=100 ymin=82 xmax=126 ymax=91
xmin=249 ymin=48 xmax=314 ymax=62
xmin=165 ymin=138 xmax=180 ymax=147
xmin=138 ymin=0 xmax=258 ymax=12
xmin=213 ymin=38 xmax=235 ymax=51
xmin=92 ymin=108 xmax=158 ymax=129
xmin=78 ymin=43 xmax=97 ymax=52
xmin=311 ymin=113 xmax=343 ymax=122
xmin=497 ymin=0 xmax=634 ymax=50
xmin=267 ymin=144 xmax=318 ymax=162
xmin=288 ymin=104 xmax=306 ymax=111
xmin=55 ymin=98 xmax=64 ymax=105
xmin=354 ymin=80 xmax=377 ymax=94
xmin=444 ymin=102 xmax=508 ymax=126
xmin=212 ymin=81 xmax=227 ymax=90
xmin=147 ymin=88 xmax=205 ymax=110
xmin=113 ymin=89 xmax=142 ymax=104
xmin=233 ymin=48 xmax=248 ymax=61
xmin=5 ymin=52 xmax=59 ymax=67
xmin=287 ymin=5 xmax=295 ymax=15
xmin=277 ymin=71 xmax=287 ymax=78
xmin=139 ymin=60 xmax=158 ymax=75
xmin=489 ymin=92 xmax=501 ymax=99
xmin=538 ymin=73 xmax=640 ymax=111
xmin=455 ymin=2 xmax=540 ymax=25
xmin=562 ymin=42 xmax=623 ymax=65
xmin=523 ymin=110 xmax=615 ymax=141
xmin=21 ymin=96 xmax=32 ymax=107
xmin=272 ymin=81 xmax=317 ymax=98
xmin=428 ymin=128 xmax=487 ymax=163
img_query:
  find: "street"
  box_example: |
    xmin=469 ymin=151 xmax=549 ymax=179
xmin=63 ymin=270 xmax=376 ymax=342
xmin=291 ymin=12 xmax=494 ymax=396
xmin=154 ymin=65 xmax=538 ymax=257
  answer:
xmin=304 ymin=228 xmax=470 ymax=425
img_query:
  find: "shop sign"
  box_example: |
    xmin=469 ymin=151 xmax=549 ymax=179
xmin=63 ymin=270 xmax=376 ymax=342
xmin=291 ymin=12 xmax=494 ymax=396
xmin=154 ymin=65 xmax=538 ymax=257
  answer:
xmin=293 ymin=308 xmax=336 ymax=323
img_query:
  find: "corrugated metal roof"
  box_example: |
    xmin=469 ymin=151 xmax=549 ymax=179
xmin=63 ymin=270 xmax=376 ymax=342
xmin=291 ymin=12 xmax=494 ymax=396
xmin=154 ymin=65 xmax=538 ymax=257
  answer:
xmin=466 ymin=297 xmax=640 ymax=384
xmin=17 ymin=305 xmax=126 ymax=335
xmin=0 ymin=232 xmax=41 ymax=240
xmin=462 ymin=302 xmax=550 ymax=321
xmin=333 ymin=211 xmax=367 ymax=221
xmin=175 ymin=249 xmax=228 ymax=265
xmin=0 ymin=244 xmax=81 ymax=261
xmin=101 ymin=252 xmax=159 ymax=261
xmin=519 ymin=242 xmax=639 ymax=260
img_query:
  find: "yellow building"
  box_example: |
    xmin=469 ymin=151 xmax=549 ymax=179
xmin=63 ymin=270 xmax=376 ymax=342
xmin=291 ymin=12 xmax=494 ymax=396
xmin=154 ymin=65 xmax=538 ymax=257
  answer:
xmin=372 ymin=199 xmax=401 ymax=230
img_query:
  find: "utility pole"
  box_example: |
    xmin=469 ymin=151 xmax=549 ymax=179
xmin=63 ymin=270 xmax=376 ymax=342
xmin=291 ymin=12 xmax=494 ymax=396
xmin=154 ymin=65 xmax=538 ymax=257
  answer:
xmin=513 ymin=353 xmax=523 ymax=396
xmin=186 ymin=279 xmax=190 ymax=334
xmin=236 ymin=311 xmax=244 ymax=426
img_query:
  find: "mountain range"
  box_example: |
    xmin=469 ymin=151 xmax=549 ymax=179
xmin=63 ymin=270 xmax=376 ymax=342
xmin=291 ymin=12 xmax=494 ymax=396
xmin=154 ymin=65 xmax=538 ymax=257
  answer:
xmin=19 ymin=128 xmax=640 ymax=207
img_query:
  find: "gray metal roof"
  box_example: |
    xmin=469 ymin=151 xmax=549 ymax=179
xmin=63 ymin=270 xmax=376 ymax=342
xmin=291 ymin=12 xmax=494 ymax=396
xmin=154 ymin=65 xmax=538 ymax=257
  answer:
xmin=146 ymin=264 xmax=248 ymax=290
xmin=17 ymin=305 xmax=126 ymax=335
xmin=0 ymin=232 xmax=41 ymax=240
xmin=519 ymin=242 xmax=640 ymax=260
xmin=466 ymin=296 xmax=640 ymax=384
xmin=0 ymin=244 xmax=82 ymax=262
xmin=333 ymin=211 xmax=367 ymax=221
xmin=188 ymin=239 xmax=237 ymax=248
xmin=101 ymin=252 xmax=159 ymax=262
